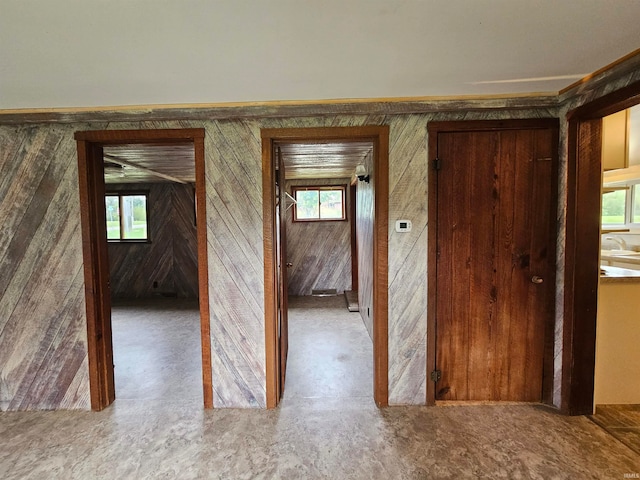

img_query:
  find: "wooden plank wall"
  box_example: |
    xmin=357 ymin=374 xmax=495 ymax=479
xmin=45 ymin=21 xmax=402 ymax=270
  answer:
xmin=204 ymin=120 xmax=266 ymax=407
xmin=285 ymin=178 xmax=352 ymax=296
xmin=0 ymin=124 xmax=90 ymax=410
xmin=107 ymin=183 xmax=198 ymax=299
xmin=0 ymin=113 xmax=554 ymax=410
xmin=1 ymin=61 xmax=638 ymax=410
xmin=386 ymin=114 xmax=431 ymax=404
xmin=258 ymin=115 xmax=432 ymax=405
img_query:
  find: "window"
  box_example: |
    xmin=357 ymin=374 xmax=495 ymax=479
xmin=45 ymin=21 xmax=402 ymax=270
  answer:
xmin=292 ymin=185 xmax=346 ymax=221
xmin=601 ymin=188 xmax=627 ymax=226
xmin=105 ymin=193 xmax=149 ymax=241
xmin=633 ymin=184 xmax=640 ymax=223
xmin=601 ymin=183 xmax=640 ymax=227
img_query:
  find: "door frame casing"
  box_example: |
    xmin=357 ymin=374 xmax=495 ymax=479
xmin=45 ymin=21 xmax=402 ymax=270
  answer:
xmin=426 ymin=119 xmax=559 ymax=406
xmin=563 ymin=80 xmax=640 ymax=415
xmin=75 ymin=128 xmax=213 ymax=411
xmin=261 ymin=126 xmax=389 ymax=408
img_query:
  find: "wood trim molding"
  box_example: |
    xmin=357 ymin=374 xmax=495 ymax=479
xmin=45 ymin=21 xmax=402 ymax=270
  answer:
xmin=75 ymin=128 xmax=212 ymax=410
xmin=566 ymin=80 xmax=640 ymax=121
xmin=559 ymin=48 xmax=640 ymax=97
xmin=74 ymin=128 xmax=205 ymax=143
xmin=3 ymin=95 xmax=558 ymax=125
xmin=427 ymin=118 xmax=560 ymax=133
xmin=426 ymin=126 xmax=438 ymax=406
xmin=373 ymin=127 xmax=390 ymax=407
xmin=76 ymin=140 xmax=114 ymax=410
xmin=562 ymin=81 xmax=640 ymax=415
xmin=261 ymin=125 xmax=390 ymax=408
xmin=194 ymin=135 xmax=214 ymax=408
xmin=262 ymin=137 xmax=279 ymax=409
xmin=426 ymin=118 xmax=559 ymax=406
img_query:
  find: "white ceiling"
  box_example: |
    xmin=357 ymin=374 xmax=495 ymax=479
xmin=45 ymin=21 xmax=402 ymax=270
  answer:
xmin=1 ymin=0 xmax=639 ymax=110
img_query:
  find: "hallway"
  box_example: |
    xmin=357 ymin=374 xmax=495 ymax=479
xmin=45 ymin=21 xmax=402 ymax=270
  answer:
xmin=282 ymin=295 xmax=373 ymax=404
xmin=1 ymin=298 xmax=639 ymax=478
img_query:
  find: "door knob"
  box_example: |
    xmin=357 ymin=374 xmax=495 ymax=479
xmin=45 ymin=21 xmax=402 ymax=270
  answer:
xmin=286 ymin=263 xmax=293 ymax=267
xmin=531 ymin=275 xmax=544 ymax=284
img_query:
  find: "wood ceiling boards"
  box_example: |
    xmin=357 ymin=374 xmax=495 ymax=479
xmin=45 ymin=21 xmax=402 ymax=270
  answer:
xmin=277 ymin=141 xmax=373 ymax=180
xmin=103 ymin=142 xmax=195 ymax=184
xmin=102 ymin=140 xmax=371 ymax=183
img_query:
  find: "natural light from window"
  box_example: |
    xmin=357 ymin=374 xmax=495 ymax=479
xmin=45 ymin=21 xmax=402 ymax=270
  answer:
xmin=105 ymin=193 xmax=148 ymax=240
xmin=293 ymin=186 xmax=345 ymax=221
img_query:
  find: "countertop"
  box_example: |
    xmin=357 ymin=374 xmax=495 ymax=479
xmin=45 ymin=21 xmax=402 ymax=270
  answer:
xmin=600 ymin=265 xmax=640 ymax=283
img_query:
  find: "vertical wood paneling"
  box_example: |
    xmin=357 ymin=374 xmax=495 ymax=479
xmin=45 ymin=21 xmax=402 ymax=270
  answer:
xmin=0 ymin=125 xmax=90 ymax=410
xmin=433 ymin=125 xmax=556 ymax=403
xmin=285 ymin=178 xmax=352 ymax=296
xmin=107 ymin=183 xmax=198 ymax=299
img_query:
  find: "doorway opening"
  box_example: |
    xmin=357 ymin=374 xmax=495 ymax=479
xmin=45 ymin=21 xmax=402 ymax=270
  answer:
xmin=564 ymin=80 xmax=640 ymax=415
xmin=75 ymin=129 xmax=212 ymax=411
xmin=261 ymin=126 xmax=389 ymax=408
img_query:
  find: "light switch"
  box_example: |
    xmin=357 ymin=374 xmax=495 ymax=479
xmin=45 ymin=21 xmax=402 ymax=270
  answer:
xmin=395 ymin=220 xmax=412 ymax=232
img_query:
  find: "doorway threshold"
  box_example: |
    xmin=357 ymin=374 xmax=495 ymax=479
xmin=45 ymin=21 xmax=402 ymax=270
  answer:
xmin=311 ymin=289 xmax=337 ymax=297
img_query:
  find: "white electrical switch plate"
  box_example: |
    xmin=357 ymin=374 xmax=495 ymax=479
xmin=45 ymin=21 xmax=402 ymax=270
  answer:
xmin=395 ymin=220 xmax=412 ymax=232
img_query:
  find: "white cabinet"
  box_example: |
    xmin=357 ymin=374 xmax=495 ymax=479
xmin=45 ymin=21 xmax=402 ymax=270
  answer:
xmin=602 ymin=110 xmax=628 ymax=171
xmin=594 ymin=281 xmax=640 ymax=405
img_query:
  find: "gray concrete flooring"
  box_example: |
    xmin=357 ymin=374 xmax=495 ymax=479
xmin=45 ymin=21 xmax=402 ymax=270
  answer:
xmin=282 ymin=295 xmax=373 ymax=404
xmin=1 ymin=296 xmax=639 ymax=479
xmin=111 ymin=298 xmax=203 ymax=404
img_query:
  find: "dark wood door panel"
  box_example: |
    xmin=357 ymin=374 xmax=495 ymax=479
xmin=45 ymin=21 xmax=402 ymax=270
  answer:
xmin=278 ymin=148 xmax=289 ymax=399
xmin=435 ymin=126 xmax=556 ymax=402
xmin=436 ymin=131 xmax=498 ymax=400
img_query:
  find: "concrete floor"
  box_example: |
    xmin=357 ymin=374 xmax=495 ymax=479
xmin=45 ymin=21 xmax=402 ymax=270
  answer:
xmin=282 ymin=295 xmax=373 ymax=404
xmin=111 ymin=298 xmax=203 ymax=404
xmin=1 ymin=296 xmax=639 ymax=479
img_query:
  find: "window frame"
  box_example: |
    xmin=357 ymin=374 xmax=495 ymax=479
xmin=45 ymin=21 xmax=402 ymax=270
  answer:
xmin=601 ymin=186 xmax=629 ymax=228
xmin=601 ymin=180 xmax=640 ymax=230
xmin=291 ymin=185 xmax=347 ymax=222
xmin=105 ymin=191 xmax=151 ymax=242
xmin=632 ymin=183 xmax=640 ymax=224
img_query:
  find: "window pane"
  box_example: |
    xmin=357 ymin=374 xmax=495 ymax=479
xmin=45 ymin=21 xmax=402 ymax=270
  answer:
xmin=320 ymin=189 xmax=343 ymax=219
xmin=122 ymin=195 xmax=148 ymax=239
xmin=295 ymin=190 xmax=320 ymax=219
xmin=601 ymin=189 xmax=626 ymax=225
xmin=634 ymin=185 xmax=640 ymax=223
xmin=105 ymin=195 xmax=121 ymax=240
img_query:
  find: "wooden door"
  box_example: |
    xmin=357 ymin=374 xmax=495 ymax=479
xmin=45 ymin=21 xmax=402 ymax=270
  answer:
xmin=350 ymin=183 xmax=358 ymax=291
xmin=277 ymin=148 xmax=289 ymax=398
xmin=434 ymin=126 xmax=556 ymax=402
